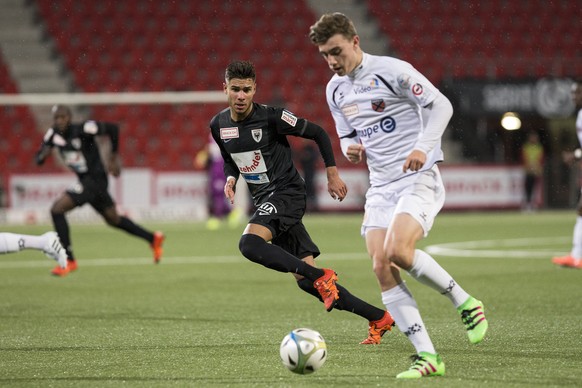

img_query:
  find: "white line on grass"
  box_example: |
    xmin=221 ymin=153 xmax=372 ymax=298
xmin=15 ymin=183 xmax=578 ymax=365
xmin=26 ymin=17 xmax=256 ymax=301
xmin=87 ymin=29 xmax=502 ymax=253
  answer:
xmin=425 ymin=236 xmax=570 ymax=259
xmin=0 ymin=236 xmax=570 ymax=269
xmin=0 ymin=252 xmax=367 ymax=269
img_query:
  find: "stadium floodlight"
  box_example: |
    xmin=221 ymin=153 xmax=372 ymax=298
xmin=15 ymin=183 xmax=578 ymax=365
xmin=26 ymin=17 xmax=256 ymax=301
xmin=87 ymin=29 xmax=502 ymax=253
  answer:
xmin=500 ymin=112 xmax=521 ymax=130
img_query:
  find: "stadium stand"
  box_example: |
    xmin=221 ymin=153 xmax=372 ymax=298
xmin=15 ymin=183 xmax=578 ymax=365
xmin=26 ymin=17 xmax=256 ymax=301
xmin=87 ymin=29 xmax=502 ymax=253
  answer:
xmin=4 ymin=0 xmax=580 ymax=173
xmin=0 ymin=52 xmax=51 ymax=173
xmin=34 ymin=0 xmax=334 ymax=170
xmin=367 ymin=0 xmax=581 ymax=83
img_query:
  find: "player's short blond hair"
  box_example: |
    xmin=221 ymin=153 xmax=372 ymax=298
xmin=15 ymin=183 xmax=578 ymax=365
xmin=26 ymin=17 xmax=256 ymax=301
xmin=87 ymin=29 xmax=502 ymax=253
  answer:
xmin=309 ymin=13 xmax=358 ymax=45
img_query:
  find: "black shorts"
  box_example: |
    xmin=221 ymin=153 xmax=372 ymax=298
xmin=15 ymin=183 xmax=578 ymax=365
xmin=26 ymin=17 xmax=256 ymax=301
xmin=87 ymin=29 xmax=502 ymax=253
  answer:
xmin=66 ymin=176 xmax=115 ymax=213
xmin=249 ymin=190 xmax=320 ymax=259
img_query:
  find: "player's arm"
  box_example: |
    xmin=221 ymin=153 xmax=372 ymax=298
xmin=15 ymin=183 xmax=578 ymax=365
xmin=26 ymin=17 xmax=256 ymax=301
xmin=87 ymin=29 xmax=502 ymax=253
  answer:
xmin=34 ymin=128 xmax=54 ymax=165
xmin=210 ymin=127 xmax=239 ymax=204
xmin=403 ymin=93 xmax=453 ymax=172
xmin=98 ymin=122 xmax=121 ymax=177
xmin=301 ymin=121 xmax=347 ymax=201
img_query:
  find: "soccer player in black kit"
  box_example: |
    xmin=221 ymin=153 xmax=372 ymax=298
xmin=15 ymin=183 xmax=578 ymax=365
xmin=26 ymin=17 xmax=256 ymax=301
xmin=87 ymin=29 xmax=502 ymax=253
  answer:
xmin=35 ymin=105 xmax=165 ymax=277
xmin=210 ymin=60 xmax=395 ymax=344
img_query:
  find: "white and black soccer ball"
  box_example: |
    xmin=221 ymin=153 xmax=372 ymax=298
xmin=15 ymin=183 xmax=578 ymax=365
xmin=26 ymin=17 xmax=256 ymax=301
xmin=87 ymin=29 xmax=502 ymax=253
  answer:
xmin=279 ymin=328 xmax=327 ymax=374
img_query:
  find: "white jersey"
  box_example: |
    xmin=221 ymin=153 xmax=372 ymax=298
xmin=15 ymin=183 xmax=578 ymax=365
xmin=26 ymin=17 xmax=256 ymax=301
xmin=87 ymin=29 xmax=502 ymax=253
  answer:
xmin=326 ymin=53 xmax=444 ymax=186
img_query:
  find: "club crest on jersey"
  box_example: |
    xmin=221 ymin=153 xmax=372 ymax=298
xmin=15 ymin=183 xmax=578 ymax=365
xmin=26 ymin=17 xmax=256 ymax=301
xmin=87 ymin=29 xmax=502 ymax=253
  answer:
xmin=281 ymin=110 xmax=297 ymax=127
xmin=71 ymin=138 xmax=82 ymax=149
xmin=251 ymin=129 xmax=262 ymax=142
xmin=371 ymin=99 xmax=385 ymax=112
xmin=220 ymin=127 xmax=239 ymax=139
xmin=258 ymin=202 xmax=277 ymax=216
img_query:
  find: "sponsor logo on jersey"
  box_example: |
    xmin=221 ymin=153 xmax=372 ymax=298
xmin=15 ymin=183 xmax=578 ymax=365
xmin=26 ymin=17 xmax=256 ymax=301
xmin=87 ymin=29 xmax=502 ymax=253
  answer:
xmin=231 ymin=150 xmax=267 ymax=174
xmin=83 ymin=120 xmax=98 ymax=134
xmin=357 ymin=116 xmax=396 ymax=138
xmin=251 ymin=128 xmax=262 ymax=142
xmin=258 ymin=202 xmax=277 ymax=216
xmin=341 ymin=104 xmax=359 ymax=116
xmin=397 ymin=74 xmax=411 ymax=89
xmin=220 ymin=127 xmax=239 ymax=139
xmin=371 ymin=99 xmax=385 ymax=112
xmin=370 ymin=79 xmax=380 ymax=87
xmin=281 ymin=110 xmax=297 ymax=127
xmin=412 ymin=83 xmax=424 ymax=96
xmin=354 ymin=85 xmax=373 ymax=94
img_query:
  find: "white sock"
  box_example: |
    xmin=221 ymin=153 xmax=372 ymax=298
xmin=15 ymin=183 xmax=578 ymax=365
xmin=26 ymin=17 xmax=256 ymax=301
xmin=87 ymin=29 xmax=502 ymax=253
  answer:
xmin=407 ymin=249 xmax=470 ymax=308
xmin=0 ymin=233 xmax=46 ymax=254
xmin=571 ymin=217 xmax=582 ymax=259
xmin=381 ymin=282 xmax=435 ymax=354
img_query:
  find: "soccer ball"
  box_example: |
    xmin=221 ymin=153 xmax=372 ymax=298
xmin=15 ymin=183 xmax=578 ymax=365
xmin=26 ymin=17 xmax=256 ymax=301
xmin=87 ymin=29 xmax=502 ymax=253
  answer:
xmin=279 ymin=328 xmax=327 ymax=374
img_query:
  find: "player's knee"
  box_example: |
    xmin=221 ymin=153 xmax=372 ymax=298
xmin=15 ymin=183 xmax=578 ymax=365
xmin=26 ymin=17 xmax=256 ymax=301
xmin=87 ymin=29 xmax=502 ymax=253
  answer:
xmin=238 ymin=234 xmax=265 ymax=260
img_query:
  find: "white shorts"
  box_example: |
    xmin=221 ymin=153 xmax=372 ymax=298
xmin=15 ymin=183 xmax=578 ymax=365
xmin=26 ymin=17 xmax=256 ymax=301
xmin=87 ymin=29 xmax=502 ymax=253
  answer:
xmin=361 ymin=164 xmax=445 ymax=238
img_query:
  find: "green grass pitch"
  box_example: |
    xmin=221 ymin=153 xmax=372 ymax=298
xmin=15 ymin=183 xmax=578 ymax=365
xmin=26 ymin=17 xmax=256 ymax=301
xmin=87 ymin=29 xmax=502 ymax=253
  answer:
xmin=0 ymin=211 xmax=581 ymax=387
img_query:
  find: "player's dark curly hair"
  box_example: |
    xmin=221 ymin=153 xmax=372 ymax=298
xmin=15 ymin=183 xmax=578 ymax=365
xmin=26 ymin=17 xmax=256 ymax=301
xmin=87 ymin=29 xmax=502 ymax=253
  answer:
xmin=309 ymin=13 xmax=358 ymax=45
xmin=225 ymin=60 xmax=256 ymax=82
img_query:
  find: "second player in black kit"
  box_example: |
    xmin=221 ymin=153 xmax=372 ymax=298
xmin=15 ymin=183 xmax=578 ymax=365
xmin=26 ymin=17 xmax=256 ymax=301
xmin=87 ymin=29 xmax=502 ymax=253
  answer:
xmin=210 ymin=60 xmax=395 ymax=344
xmin=35 ymin=105 xmax=165 ymax=277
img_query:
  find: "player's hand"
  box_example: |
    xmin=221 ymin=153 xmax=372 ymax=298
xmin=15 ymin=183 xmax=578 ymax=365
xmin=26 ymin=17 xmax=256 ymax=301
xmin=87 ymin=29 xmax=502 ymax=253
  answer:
xmin=402 ymin=149 xmax=427 ymax=172
xmin=224 ymin=177 xmax=236 ymax=204
xmin=326 ymin=167 xmax=347 ymax=202
xmin=108 ymin=153 xmax=121 ymax=177
xmin=346 ymin=144 xmax=365 ymax=164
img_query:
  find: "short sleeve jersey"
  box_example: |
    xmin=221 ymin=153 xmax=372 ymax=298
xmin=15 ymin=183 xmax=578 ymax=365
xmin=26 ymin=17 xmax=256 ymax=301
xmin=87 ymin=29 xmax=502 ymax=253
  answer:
xmin=41 ymin=121 xmax=109 ymax=179
xmin=209 ymin=103 xmax=307 ymax=205
xmin=326 ymin=53 xmax=444 ymax=186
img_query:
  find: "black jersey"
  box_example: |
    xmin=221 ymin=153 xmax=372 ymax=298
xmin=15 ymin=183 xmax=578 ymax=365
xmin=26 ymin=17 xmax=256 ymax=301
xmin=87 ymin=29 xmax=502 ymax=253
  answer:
xmin=210 ymin=103 xmax=322 ymax=205
xmin=39 ymin=121 xmax=119 ymax=180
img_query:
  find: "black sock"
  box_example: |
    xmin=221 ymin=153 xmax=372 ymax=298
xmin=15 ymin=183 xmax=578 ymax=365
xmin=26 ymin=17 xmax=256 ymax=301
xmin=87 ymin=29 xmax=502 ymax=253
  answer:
xmin=239 ymin=234 xmax=324 ymax=280
xmin=115 ymin=216 xmax=154 ymax=242
xmin=297 ymin=278 xmax=385 ymax=321
xmin=51 ymin=212 xmax=74 ymax=260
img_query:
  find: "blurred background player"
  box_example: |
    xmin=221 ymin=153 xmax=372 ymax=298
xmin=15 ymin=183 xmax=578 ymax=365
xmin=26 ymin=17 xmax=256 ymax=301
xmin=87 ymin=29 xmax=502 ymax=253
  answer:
xmin=309 ymin=13 xmax=488 ymax=378
xmin=521 ymin=131 xmax=544 ymax=211
xmin=0 ymin=231 xmax=67 ymax=269
xmin=194 ymin=134 xmax=243 ymax=230
xmin=34 ymin=105 xmax=165 ymax=276
xmin=552 ymin=79 xmax=582 ymax=269
xmin=210 ymin=60 xmax=395 ymax=344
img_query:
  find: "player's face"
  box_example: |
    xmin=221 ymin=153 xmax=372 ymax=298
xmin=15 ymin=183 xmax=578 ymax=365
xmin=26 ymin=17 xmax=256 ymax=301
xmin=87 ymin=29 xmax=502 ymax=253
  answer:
xmin=52 ymin=110 xmax=71 ymax=132
xmin=317 ymin=33 xmax=361 ymax=76
xmin=224 ymin=78 xmax=256 ymax=121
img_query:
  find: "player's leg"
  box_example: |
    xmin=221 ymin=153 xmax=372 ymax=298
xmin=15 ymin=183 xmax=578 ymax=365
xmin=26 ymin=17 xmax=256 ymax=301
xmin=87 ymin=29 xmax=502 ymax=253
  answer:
xmin=50 ymin=192 xmax=79 ymax=276
xmin=552 ymin=194 xmax=582 ymax=268
xmin=238 ymin=223 xmax=339 ymax=311
xmin=278 ymin=222 xmax=394 ymax=343
xmin=0 ymin=232 xmax=67 ymax=268
xmin=390 ymin=167 xmax=488 ymax=344
xmin=96 ymin=192 xmax=164 ymax=263
xmin=294 ymin=256 xmax=394 ymax=345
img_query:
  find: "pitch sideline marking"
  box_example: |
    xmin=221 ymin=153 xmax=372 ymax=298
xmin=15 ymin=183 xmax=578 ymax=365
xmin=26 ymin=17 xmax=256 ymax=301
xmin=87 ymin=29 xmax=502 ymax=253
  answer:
xmin=0 ymin=236 xmax=570 ymax=269
xmin=425 ymin=236 xmax=569 ymax=259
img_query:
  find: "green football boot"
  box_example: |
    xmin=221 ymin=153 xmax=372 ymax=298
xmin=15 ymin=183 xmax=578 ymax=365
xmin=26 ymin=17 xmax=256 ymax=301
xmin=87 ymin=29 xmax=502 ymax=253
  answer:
xmin=396 ymin=352 xmax=445 ymax=379
xmin=458 ymin=296 xmax=488 ymax=344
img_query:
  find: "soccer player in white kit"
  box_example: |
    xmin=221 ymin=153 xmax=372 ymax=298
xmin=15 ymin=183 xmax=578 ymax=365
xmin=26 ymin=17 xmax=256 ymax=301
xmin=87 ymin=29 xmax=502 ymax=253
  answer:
xmin=0 ymin=232 xmax=67 ymax=269
xmin=552 ymin=79 xmax=582 ymax=269
xmin=309 ymin=13 xmax=488 ymax=379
